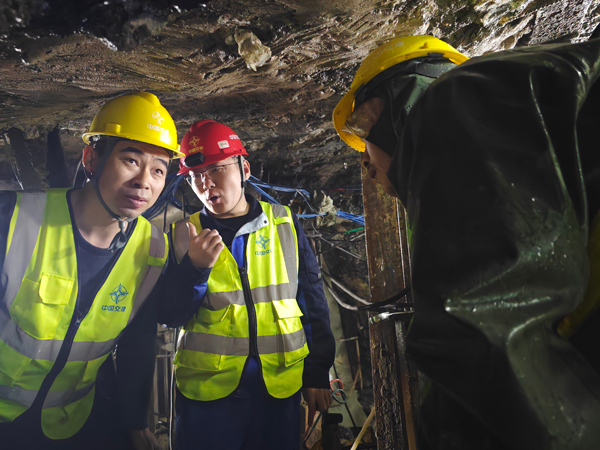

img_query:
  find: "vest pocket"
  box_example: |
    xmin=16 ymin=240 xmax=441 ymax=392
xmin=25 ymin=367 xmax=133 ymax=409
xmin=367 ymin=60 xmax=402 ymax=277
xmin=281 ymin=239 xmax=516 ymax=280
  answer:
xmin=180 ymin=338 xmax=225 ymax=371
xmin=196 ymin=303 xmax=231 ymax=324
xmin=181 ymin=304 xmax=233 ymax=371
xmin=272 ymin=299 xmax=309 ymax=367
xmin=10 ymin=273 xmax=74 ymax=340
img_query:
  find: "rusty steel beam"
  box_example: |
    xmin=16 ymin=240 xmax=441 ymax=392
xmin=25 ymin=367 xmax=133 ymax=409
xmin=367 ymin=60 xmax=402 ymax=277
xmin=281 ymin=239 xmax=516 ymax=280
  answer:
xmin=362 ymin=172 xmax=418 ymax=450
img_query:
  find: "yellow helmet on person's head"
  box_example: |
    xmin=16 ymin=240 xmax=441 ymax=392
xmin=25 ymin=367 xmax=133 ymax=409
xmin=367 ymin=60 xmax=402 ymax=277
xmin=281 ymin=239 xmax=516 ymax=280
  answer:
xmin=82 ymin=91 xmax=183 ymax=157
xmin=333 ymin=35 xmax=468 ymax=152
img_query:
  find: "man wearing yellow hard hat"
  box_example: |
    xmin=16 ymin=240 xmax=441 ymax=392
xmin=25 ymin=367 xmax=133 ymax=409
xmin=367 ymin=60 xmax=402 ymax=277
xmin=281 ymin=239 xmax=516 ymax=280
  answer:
xmin=334 ymin=35 xmax=600 ymax=449
xmin=0 ymin=92 xmax=198 ymax=449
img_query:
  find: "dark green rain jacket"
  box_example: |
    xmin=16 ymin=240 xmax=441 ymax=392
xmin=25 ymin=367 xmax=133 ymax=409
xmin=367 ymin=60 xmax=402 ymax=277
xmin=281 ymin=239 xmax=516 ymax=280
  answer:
xmin=389 ymin=38 xmax=600 ymax=450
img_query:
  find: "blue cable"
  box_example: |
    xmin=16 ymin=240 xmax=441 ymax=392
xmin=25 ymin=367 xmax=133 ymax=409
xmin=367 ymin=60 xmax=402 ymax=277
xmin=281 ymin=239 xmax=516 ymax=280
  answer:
xmin=246 ymin=177 xmax=365 ymax=226
xmin=248 ymin=175 xmax=310 ymax=198
xmin=336 ymin=211 xmax=365 ymax=226
xmin=295 ymin=211 xmax=365 ymax=226
xmin=296 ymin=213 xmax=324 ymax=219
xmin=248 ymin=181 xmax=281 ymax=204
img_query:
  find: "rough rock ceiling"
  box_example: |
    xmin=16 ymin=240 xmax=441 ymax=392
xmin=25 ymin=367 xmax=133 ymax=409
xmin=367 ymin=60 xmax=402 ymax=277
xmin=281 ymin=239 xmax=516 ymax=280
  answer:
xmin=1 ymin=0 xmax=599 ymax=191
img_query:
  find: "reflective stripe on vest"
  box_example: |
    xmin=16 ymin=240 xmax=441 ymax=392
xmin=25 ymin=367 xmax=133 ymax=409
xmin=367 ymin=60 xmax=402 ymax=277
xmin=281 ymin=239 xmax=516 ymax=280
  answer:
xmin=174 ymin=202 xmax=309 ymax=401
xmin=179 ymin=327 xmax=307 ymax=356
xmin=0 ymin=378 xmax=94 ymax=409
xmin=2 ymin=192 xmax=46 ymax=311
xmin=0 ymin=190 xmax=167 ymax=439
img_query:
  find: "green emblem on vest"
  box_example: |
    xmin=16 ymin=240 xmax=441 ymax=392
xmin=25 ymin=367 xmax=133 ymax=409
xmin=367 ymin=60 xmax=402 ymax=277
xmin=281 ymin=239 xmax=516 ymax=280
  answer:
xmin=110 ymin=284 xmax=129 ymax=304
xmin=255 ymin=235 xmax=272 ymax=256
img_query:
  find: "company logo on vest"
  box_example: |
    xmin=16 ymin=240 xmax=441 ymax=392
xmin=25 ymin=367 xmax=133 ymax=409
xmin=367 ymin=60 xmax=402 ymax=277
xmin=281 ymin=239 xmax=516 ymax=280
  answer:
xmin=102 ymin=283 xmax=129 ymax=312
xmin=255 ymin=235 xmax=272 ymax=256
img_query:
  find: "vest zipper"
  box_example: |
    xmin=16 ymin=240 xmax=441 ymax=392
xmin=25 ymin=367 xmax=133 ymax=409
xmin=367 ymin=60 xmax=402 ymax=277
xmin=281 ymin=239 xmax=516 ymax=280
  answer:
xmin=33 ymin=224 xmax=129 ymax=411
xmin=240 ymin=265 xmax=258 ymax=358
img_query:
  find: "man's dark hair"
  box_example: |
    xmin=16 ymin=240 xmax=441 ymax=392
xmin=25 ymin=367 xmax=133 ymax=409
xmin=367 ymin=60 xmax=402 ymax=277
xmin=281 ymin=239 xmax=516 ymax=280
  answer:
xmin=89 ymin=136 xmax=109 ymax=157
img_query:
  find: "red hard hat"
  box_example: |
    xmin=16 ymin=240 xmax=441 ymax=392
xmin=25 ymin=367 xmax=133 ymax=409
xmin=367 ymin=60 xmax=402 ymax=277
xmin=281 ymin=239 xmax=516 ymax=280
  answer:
xmin=178 ymin=120 xmax=249 ymax=175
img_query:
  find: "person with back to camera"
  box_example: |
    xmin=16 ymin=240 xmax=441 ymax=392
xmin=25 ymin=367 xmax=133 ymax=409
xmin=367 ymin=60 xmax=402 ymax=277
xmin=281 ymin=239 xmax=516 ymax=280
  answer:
xmin=333 ymin=34 xmax=600 ymax=450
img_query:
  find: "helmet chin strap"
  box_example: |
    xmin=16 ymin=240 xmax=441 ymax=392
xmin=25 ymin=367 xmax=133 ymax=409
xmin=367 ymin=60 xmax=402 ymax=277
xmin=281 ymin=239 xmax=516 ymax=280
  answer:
xmin=90 ymin=136 xmax=134 ymax=252
xmin=238 ymin=155 xmax=246 ymax=190
xmin=233 ymin=155 xmax=247 ymax=212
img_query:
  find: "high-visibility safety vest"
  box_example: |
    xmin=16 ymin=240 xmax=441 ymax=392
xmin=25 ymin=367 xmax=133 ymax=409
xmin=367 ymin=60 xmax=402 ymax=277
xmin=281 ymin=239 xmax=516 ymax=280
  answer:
xmin=172 ymin=202 xmax=309 ymax=401
xmin=0 ymin=189 xmax=167 ymax=439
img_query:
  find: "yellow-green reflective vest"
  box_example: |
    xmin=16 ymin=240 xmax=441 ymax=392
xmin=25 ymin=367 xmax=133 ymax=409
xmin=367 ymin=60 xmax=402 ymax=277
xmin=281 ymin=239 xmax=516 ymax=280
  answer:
xmin=0 ymin=189 xmax=167 ymax=439
xmin=173 ymin=202 xmax=309 ymax=401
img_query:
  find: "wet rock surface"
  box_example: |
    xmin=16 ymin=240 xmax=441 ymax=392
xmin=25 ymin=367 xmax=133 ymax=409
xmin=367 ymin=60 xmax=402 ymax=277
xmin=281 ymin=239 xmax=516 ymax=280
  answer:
xmin=1 ymin=0 xmax=598 ymax=189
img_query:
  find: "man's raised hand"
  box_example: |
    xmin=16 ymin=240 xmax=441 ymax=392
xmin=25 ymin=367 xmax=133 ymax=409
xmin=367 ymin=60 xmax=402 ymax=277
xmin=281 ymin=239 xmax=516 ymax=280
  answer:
xmin=187 ymin=223 xmax=224 ymax=268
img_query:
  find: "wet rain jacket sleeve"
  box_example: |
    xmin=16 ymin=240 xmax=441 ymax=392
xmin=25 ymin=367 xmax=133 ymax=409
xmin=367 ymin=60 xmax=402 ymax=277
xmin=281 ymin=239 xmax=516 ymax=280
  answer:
xmin=292 ymin=212 xmax=335 ymax=389
xmin=387 ymin=39 xmax=600 ymax=450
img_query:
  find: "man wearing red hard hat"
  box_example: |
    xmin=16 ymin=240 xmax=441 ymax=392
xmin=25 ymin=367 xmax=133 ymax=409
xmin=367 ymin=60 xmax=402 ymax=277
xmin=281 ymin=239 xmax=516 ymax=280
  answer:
xmin=160 ymin=120 xmax=335 ymax=450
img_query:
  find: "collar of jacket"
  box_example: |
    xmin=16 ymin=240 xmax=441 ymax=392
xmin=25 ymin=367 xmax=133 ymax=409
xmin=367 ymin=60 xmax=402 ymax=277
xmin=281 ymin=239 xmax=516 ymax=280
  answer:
xmin=199 ymin=194 xmax=263 ymax=232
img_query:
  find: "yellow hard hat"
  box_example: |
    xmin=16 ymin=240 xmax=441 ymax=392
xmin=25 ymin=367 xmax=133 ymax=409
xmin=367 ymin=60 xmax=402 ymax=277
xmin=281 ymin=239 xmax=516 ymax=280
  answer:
xmin=82 ymin=91 xmax=183 ymax=158
xmin=333 ymin=35 xmax=468 ymax=152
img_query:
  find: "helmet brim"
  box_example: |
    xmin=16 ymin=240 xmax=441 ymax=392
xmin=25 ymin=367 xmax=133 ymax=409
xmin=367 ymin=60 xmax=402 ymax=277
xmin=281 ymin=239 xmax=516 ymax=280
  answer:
xmin=177 ymin=149 xmax=249 ymax=176
xmin=82 ymin=130 xmax=184 ymax=158
xmin=333 ymin=36 xmax=469 ymax=153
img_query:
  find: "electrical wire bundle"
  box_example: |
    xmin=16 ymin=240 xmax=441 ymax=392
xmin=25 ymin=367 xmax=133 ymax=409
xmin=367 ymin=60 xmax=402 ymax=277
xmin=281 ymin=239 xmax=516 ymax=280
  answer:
xmin=247 ymin=176 xmax=364 ymax=226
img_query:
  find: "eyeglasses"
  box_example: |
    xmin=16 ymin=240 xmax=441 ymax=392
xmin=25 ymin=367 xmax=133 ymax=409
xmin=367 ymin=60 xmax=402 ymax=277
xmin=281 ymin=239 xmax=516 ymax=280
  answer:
xmin=187 ymin=162 xmax=239 ymax=184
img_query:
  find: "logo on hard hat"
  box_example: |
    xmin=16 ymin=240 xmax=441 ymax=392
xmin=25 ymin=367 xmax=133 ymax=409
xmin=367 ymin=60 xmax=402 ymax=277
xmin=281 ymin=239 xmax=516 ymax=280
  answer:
xmin=148 ymin=111 xmax=169 ymax=135
xmin=229 ymin=134 xmax=240 ymax=140
xmin=217 ymin=140 xmax=230 ymax=149
xmin=187 ymin=135 xmax=203 ymax=154
xmin=152 ymin=111 xmax=165 ymax=126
